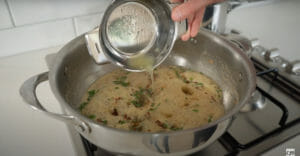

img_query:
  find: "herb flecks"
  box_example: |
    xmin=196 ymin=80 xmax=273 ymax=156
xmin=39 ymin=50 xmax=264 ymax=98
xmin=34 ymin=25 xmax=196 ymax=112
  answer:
xmin=87 ymin=89 xmax=98 ymax=101
xmin=170 ymin=125 xmax=183 ymax=131
xmin=145 ymin=88 xmax=153 ymax=97
xmin=88 ymin=114 xmax=96 ymax=119
xmin=129 ymin=118 xmax=143 ymax=131
xmin=216 ymin=88 xmax=222 ymax=98
xmin=78 ymin=89 xmax=99 ymax=111
xmin=149 ymin=103 xmax=160 ymax=111
xmin=172 ymin=67 xmax=189 ymax=83
xmin=113 ymin=76 xmax=130 ymax=87
xmin=208 ymin=115 xmax=213 ymax=123
xmin=79 ymin=102 xmax=88 ymax=111
xmin=118 ymin=120 xmax=126 ymax=124
xmin=192 ymin=109 xmax=199 ymax=112
xmin=97 ymin=119 xmax=107 ymax=125
xmin=195 ymin=82 xmax=204 ymax=86
xmin=155 ymin=120 xmax=168 ymax=129
xmin=131 ymin=88 xmax=150 ymax=108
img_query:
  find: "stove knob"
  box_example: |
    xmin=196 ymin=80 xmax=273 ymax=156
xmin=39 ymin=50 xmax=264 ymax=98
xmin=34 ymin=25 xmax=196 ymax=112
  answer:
xmin=262 ymin=48 xmax=280 ymax=62
xmin=285 ymin=61 xmax=300 ymax=76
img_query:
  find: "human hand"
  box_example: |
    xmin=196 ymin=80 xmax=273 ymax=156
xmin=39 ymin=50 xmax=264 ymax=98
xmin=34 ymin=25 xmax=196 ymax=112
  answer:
xmin=171 ymin=0 xmax=224 ymax=41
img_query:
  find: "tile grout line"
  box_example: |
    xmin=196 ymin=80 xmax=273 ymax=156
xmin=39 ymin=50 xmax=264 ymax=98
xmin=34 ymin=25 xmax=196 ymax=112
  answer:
xmin=72 ymin=18 xmax=78 ymax=36
xmin=4 ymin=0 xmax=16 ymax=27
xmin=0 ymin=11 xmax=104 ymax=31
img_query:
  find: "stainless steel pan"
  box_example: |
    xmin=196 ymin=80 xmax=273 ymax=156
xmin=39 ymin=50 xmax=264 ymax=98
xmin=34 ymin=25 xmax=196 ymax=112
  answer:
xmin=20 ymin=29 xmax=256 ymax=156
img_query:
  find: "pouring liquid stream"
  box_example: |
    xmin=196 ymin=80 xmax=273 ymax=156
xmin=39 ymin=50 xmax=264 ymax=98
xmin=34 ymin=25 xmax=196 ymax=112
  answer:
xmin=128 ymin=54 xmax=155 ymax=90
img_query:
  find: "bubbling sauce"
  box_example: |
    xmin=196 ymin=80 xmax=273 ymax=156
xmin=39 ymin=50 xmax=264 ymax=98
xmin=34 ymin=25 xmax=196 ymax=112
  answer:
xmin=79 ymin=66 xmax=225 ymax=132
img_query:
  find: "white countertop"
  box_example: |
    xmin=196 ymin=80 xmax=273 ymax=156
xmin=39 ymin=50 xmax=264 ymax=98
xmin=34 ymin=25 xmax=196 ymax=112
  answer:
xmin=0 ymin=46 xmax=83 ymax=156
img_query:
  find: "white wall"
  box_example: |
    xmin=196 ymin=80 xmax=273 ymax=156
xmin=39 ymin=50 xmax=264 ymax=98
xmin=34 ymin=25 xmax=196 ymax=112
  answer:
xmin=227 ymin=0 xmax=300 ymax=61
xmin=1 ymin=0 xmax=299 ymax=61
xmin=0 ymin=0 xmax=111 ymax=57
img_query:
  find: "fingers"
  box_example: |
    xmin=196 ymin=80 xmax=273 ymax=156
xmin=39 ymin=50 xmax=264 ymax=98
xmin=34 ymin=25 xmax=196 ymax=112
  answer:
xmin=172 ymin=0 xmax=207 ymax=21
xmin=190 ymin=8 xmax=205 ymax=37
xmin=170 ymin=0 xmax=184 ymax=3
xmin=181 ymin=14 xmax=195 ymax=41
xmin=172 ymin=0 xmax=223 ymax=22
xmin=172 ymin=0 xmax=225 ymax=40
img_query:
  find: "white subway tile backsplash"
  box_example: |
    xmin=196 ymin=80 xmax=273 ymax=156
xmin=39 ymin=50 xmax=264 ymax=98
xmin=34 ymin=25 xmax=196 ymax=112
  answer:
xmin=74 ymin=13 xmax=103 ymax=36
xmin=0 ymin=0 xmax=13 ymax=29
xmin=8 ymin=0 xmax=111 ymax=26
xmin=227 ymin=0 xmax=300 ymax=61
xmin=0 ymin=19 xmax=75 ymax=57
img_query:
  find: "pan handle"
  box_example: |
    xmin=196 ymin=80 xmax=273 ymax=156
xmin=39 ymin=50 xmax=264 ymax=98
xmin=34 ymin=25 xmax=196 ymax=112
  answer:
xmin=19 ymin=72 xmax=91 ymax=134
xmin=85 ymin=28 xmax=110 ymax=65
xmin=224 ymin=33 xmax=259 ymax=58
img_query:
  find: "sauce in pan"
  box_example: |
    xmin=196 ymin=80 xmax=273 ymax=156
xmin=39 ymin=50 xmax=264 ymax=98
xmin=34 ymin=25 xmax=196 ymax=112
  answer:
xmin=79 ymin=66 xmax=224 ymax=132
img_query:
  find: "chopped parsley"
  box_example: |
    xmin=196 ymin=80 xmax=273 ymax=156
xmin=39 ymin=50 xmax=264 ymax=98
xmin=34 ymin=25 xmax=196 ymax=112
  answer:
xmin=102 ymin=120 xmax=108 ymax=125
xmin=155 ymin=120 xmax=168 ymax=129
xmin=175 ymin=70 xmax=181 ymax=78
xmin=113 ymin=76 xmax=130 ymax=87
xmin=88 ymin=114 xmax=96 ymax=119
xmin=170 ymin=126 xmax=183 ymax=131
xmin=131 ymin=88 xmax=149 ymax=108
xmin=79 ymin=89 xmax=99 ymax=111
xmin=144 ymin=88 xmax=153 ymax=97
xmin=208 ymin=115 xmax=213 ymax=123
xmin=118 ymin=120 xmax=126 ymax=124
xmin=173 ymin=68 xmax=189 ymax=83
xmin=87 ymin=89 xmax=99 ymax=101
xmin=216 ymin=88 xmax=222 ymax=98
xmin=162 ymin=123 xmax=168 ymax=129
xmin=192 ymin=109 xmax=199 ymax=112
xmin=149 ymin=103 xmax=161 ymax=111
xmin=131 ymin=100 xmax=143 ymax=107
xmin=195 ymin=82 xmax=203 ymax=86
xmin=79 ymin=102 xmax=88 ymax=111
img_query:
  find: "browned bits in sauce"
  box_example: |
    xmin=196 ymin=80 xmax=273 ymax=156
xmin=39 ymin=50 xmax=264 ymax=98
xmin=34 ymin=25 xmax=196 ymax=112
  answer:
xmin=123 ymin=114 xmax=131 ymax=120
xmin=97 ymin=118 xmax=107 ymax=125
xmin=211 ymin=96 xmax=217 ymax=102
xmin=112 ymin=108 xmax=118 ymax=116
xmin=155 ymin=120 xmax=167 ymax=129
xmin=184 ymin=103 xmax=189 ymax=107
xmin=115 ymin=97 xmax=122 ymax=103
xmin=80 ymin=66 xmax=225 ymax=132
xmin=145 ymin=112 xmax=151 ymax=119
xmin=162 ymin=113 xmax=173 ymax=118
xmin=130 ymin=118 xmax=143 ymax=131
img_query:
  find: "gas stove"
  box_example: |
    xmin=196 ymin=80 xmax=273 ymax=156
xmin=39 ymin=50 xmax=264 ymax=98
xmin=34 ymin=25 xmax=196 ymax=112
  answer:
xmin=74 ymin=33 xmax=300 ymax=156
